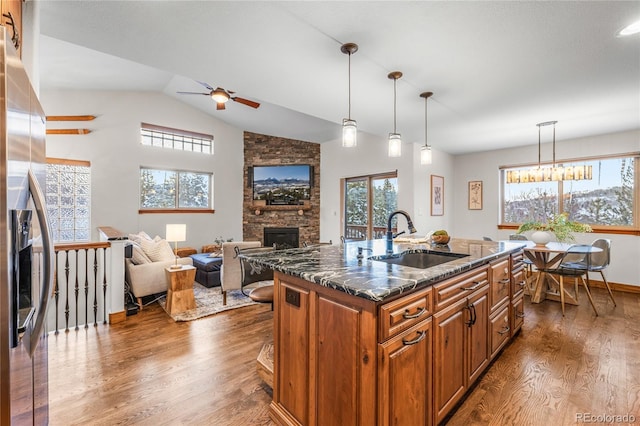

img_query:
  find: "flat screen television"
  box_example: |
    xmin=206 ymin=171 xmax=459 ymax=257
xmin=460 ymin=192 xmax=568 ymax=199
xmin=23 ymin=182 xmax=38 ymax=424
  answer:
xmin=251 ymin=164 xmax=312 ymax=204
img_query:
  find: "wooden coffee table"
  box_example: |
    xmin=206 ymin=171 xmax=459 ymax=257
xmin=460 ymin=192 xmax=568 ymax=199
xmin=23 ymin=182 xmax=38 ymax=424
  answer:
xmin=165 ymin=265 xmax=197 ymax=314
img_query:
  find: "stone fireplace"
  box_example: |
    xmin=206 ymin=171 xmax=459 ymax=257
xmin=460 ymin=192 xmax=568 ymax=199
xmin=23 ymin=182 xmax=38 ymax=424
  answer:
xmin=264 ymin=227 xmax=299 ymax=250
xmin=242 ymin=131 xmax=320 ymax=245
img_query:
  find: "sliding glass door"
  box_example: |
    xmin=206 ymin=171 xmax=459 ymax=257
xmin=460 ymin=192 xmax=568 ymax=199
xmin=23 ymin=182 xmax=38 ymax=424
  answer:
xmin=343 ymin=172 xmax=398 ymax=241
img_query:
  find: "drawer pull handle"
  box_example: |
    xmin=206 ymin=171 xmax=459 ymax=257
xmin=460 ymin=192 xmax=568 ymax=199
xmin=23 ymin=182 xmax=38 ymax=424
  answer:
xmin=518 ymin=280 xmax=526 ymax=287
xmin=461 ymin=281 xmax=484 ymax=291
xmin=516 ymin=311 xmax=525 ymax=318
xmin=465 ymin=303 xmax=477 ymax=327
xmin=402 ymin=330 xmax=427 ymax=346
xmin=403 ymin=307 xmax=426 ymax=319
xmin=498 ymin=326 xmax=511 ymax=335
xmin=499 ymin=278 xmax=510 ymax=285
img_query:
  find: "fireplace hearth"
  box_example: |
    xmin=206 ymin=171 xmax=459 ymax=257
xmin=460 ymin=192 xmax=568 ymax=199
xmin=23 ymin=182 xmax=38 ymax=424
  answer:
xmin=264 ymin=227 xmax=299 ymax=250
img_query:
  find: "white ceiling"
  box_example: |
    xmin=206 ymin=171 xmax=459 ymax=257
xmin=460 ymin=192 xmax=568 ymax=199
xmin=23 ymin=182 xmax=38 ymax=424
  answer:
xmin=38 ymin=1 xmax=640 ymax=154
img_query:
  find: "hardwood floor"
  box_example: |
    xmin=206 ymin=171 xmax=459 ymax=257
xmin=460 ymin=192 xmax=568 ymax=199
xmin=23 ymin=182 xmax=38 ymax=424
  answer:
xmin=49 ymin=287 xmax=640 ymax=426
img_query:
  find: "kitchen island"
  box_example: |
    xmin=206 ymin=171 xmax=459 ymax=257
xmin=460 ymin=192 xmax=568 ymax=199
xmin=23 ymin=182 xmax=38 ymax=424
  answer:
xmin=242 ymin=238 xmax=526 ymax=426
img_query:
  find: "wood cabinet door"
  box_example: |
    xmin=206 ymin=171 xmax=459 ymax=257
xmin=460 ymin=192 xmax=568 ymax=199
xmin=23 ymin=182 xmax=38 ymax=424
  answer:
xmin=274 ymin=281 xmax=310 ymax=425
xmin=511 ymin=295 xmax=525 ymax=335
xmin=466 ymin=288 xmax=489 ymax=384
xmin=489 ymin=304 xmax=511 ymax=359
xmin=378 ymin=318 xmax=433 ymax=426
xmin=433 ymin=297 xmax=467 ymax=424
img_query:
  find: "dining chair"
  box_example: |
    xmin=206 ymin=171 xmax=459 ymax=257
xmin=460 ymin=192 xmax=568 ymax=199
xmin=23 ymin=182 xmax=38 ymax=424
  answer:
xmin=509 ymin=234 xmax=534 ymax=279
xmin=560 ymin=238 xmax=616 ymax=307
xmin=538 ymin=244 xmax=599 ymax=316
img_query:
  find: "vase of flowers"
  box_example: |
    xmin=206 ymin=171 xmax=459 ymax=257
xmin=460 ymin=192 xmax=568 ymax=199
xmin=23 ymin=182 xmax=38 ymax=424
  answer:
xmin=517 ymin=213 xmax=592 ymax=246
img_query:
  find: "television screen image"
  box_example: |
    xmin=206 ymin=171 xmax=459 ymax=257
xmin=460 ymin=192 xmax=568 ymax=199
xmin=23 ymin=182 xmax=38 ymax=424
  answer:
xmin=252 ymin=164 xmax=311 ymax=204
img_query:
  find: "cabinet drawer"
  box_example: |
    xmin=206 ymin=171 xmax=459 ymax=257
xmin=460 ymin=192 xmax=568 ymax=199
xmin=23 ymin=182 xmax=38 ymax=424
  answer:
xmin=489 ymin=303 xmax=510 ymax=359
xmin=511 ymin=295 xmax=525 ymax=335
xmin=433 ymin=267 xmax=489 ymax=312
xmin=490 ymin=259 xmax=510 ymax=312
xmin=511 ymin=267 xmax=526 ymax=299
xmin=379 ymin=286 xmax=433 ymax=341
xmin=511 ymin=252 xmax=524 ymax=270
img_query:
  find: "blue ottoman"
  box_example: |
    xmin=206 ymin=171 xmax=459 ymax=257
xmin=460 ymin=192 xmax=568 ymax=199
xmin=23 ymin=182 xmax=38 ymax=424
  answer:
xmin=190 ymin=253 xmax=222 ymax=288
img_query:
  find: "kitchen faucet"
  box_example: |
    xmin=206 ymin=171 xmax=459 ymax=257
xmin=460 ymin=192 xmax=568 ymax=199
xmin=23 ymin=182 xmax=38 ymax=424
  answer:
xmin=386 ymin=210 xmax=417 ymax=254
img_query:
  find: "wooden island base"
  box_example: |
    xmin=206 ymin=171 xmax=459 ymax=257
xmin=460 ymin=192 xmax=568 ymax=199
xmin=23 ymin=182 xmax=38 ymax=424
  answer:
xmin=269 ymin=250 xmax=525 ymax=426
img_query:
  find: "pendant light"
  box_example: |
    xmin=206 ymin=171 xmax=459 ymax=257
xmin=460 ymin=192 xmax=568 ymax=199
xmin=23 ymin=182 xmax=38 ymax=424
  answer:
xmin=341 ymin=43 xmax=358 ymax=147
xmin=420 ymin=91 xmax=433 ymax=165
xmin=387 ymin=71 xmax=403 ymax=157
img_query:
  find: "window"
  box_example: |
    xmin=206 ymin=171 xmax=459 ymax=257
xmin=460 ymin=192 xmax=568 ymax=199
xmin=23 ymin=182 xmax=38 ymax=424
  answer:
xmin=46 ymin=158 xmax=91 ymax=242
xmin=139 ymin=168 xmax=212 ymax=212
xmin=140 ymin=122 xmax=213 ymax=154
xmin=501 ymin=154 xmax=639 ymax=231
xmin=343 ymin=172 xmax=398 ymax=240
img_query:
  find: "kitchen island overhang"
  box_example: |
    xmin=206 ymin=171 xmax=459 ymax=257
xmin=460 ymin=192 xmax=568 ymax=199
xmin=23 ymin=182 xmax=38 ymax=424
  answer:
xmin=240 ymin=238 xmax=526 ymax=302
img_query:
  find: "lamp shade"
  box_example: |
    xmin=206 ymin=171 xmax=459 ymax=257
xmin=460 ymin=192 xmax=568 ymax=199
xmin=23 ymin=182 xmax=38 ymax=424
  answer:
xmin=420 ymin=145 xmax=432 ymax=165
xmin=342 ymin=118 xmax=357 ymax=147
xmin=165 ymin=224 xmax=186 ymax=242
xmin=388 ymin=133 xmax=402 ymax=157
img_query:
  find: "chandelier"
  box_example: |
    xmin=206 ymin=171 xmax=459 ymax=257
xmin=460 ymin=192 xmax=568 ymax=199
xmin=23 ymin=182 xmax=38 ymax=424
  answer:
xmin=506 ymin=121 xmax=592 ymax=184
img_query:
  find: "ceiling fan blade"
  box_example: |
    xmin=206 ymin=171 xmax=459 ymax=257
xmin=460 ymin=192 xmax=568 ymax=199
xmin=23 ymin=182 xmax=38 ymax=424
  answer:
xmin=232 ymin=97 xmax=260 ymax=109
xmin=216 ymin=102 xmax=226 ymax=111
xmin=177 ymin=91 xmax=210 ymax=95
xmin=195 ymin=80 xmax=215 ymax=91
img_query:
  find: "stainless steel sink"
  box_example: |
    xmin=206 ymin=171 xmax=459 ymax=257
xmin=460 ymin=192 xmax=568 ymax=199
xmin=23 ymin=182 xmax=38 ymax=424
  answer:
xmin=370 ymin=250 xmax=469 ymax=269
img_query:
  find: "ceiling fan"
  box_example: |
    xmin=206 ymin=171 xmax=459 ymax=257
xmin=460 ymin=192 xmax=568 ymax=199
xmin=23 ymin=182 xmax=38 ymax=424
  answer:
xmin=177 ymin=81 xmax=260 ymax=110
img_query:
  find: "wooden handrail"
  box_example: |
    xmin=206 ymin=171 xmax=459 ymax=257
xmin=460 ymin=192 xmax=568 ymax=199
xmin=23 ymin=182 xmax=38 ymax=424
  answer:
xmin=54 ymin=242 xmax=110 ymax=252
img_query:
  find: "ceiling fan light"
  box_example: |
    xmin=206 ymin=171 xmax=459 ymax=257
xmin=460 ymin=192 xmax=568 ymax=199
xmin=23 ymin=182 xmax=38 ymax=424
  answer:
xmin=211 ymin=89 xmax=229 ymax=103
xmin=388 ymin=133 xmax=402 ymax=157
xmin=618 ymin=20 xmax=640 ymax=36
xmin=420 ymin=145 xmax=432 ymax=165
xmin=342 ymin=118 xmax=357 ymax=147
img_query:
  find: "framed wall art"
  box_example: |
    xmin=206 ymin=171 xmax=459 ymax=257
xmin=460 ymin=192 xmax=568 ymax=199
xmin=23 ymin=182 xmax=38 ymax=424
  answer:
xmin=468 ymin=180 xmax=483 ymax=210
xmin=430 ymin=175 xmax=444 ymax=216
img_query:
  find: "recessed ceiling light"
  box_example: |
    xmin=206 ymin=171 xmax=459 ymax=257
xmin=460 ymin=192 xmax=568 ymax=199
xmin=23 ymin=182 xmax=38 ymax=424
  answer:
xmin=618 ymin=20 xmax=640 ymax=36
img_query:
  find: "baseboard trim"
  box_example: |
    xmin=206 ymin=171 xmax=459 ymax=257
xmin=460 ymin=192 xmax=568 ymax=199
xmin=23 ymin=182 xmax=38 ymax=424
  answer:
xmin=109 ymin=310 xmax=127 ymax=324
xmin=588 ymin=279 xmax=640 ymax=294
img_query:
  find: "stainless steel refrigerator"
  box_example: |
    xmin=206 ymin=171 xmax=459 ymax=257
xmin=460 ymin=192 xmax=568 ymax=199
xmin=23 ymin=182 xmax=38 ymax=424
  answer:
xmin=0 ymin=27 xmax=54 ymax=424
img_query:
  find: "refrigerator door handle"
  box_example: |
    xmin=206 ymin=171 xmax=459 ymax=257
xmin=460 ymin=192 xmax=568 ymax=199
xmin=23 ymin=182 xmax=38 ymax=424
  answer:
xmin=27 ymin=169 xmax=54 ymax=356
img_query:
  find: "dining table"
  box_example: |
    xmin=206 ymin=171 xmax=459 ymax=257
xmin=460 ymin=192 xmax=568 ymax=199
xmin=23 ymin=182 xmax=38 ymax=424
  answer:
xmin=522 ymin=241 xmax=602 ymax=305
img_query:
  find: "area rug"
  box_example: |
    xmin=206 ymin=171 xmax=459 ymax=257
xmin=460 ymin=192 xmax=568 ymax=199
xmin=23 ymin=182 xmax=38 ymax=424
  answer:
xmin=158 ymin=283 xmax=259 ymax=322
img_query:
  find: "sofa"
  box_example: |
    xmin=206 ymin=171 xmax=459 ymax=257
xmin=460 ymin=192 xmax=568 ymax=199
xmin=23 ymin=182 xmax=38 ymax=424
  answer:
xmin=125 ymin=257 xmax=193 ymax=307
xmin=125 ymin=231 xmax=194 ymax=308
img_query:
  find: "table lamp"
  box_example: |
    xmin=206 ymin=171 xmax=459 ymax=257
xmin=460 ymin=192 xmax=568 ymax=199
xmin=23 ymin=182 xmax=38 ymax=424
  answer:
xmin=166 ymin=224 xmax=187 ymax=270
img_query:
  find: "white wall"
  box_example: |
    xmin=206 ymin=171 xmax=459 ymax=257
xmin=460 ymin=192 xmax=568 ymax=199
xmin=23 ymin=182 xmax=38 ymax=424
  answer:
xmin=319 ymin=132 xmax=456 ymax=244
xmin=453 ymin=129 xmax=640 ymax=286
xmin=41 ymin=90 xmax=246 ymax=250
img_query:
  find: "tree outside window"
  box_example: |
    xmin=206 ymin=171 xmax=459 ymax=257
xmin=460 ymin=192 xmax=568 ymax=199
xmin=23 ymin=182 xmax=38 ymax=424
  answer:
xmin=140 ymin=168 xmax=212 ymax=210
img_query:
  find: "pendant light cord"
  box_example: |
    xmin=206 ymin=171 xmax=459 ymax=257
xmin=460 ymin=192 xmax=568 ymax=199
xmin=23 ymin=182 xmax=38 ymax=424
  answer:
xmin=348 ymin=52 xmax=352 ymax=120
xmin=424 ymin=96 xmax=428 ymax=148
xmin=393 ymin=78 xmax=397 ymax=132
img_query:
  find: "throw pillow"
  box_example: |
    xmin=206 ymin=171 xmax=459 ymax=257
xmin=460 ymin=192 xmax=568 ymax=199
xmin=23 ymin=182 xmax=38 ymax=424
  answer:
xmin=140 ymin=238 xmax=176 ymax=262
xmin=128 ymin=231 xmax=153 ymax=245
xmin=130 ymin=242 xmax=152 ymax=265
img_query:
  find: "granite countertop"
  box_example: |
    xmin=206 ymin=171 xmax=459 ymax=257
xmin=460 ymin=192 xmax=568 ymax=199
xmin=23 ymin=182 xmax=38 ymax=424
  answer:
xmin=240 ymin=238 xmax=526 ymax=303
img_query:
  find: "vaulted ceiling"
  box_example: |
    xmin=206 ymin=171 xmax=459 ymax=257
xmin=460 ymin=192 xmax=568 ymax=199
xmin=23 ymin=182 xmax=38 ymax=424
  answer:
xmin=39 ymin=1 xmax=640 ymax=154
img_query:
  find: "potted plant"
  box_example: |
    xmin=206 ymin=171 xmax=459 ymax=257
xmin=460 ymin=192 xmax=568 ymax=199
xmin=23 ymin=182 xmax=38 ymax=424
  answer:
xmin=517 ymin=212 xmax=592 ymax=246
